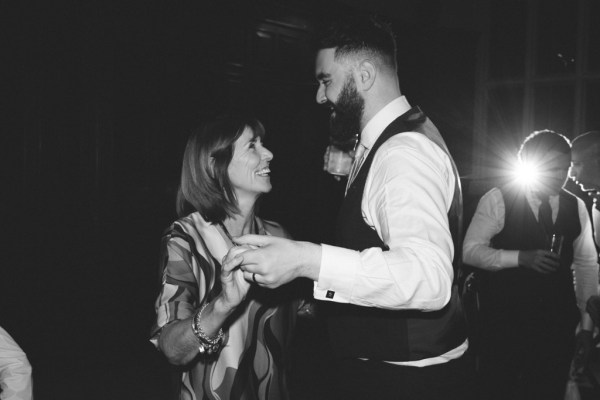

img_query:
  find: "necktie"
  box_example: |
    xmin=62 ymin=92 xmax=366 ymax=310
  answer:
xmin=538 ymin=194 xmax=554 ymax=236
xmin=346 ymin=143 xmax=367 ymax=193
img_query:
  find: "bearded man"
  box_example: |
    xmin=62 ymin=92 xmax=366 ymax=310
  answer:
xmin=226 ymin=15 xmax=474 ymax=399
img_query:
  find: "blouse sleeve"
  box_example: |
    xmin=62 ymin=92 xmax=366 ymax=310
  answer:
xmin=150 ymin=234 xmax=205 ymax=346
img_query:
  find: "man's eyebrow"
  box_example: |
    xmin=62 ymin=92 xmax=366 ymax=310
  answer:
xmin=316 ymin=72 xmax=330 ymax=81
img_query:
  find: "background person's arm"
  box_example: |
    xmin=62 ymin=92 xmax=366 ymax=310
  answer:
xmin=0 ymin=326 xmax=33 ymax=400
xmin=462 ymin=188 xmax=520 ymax=271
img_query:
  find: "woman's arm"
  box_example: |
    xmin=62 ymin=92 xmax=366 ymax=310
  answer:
xmin=154 ymin=238 xmax=250 ymax=365
xmin=158 ymin=298 xmax=238 ymax=365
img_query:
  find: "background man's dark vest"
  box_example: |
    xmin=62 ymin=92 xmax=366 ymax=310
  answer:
xmin=322 ymin=107 xmax=467 ymax=361
xmin=480 ymin=184 xmax=580 ymax=327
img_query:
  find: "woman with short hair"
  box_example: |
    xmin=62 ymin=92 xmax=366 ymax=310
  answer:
xmin=151 ymin=115 xmax=299 ymax=400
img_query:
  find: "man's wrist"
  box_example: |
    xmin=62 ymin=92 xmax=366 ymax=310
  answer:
xmin=299 ymin=242 xmax=321 ymax=281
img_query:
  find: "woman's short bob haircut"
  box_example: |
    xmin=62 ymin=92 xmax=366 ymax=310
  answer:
xmin=176 ymin=115 xmax=266 ymax=223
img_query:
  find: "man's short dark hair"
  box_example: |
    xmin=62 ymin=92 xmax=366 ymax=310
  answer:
xmin=518 ymin=129 xmax=571 ymax=163
xmin=572 ymin=130 xmax=600 ymax=154
xmin=176 ymin=115 xmax=266 ymax=222
xmin=317 ymin=15 xmax=397 ymax=72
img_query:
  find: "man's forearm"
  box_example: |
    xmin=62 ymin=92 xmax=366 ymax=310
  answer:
xmin=581 ymin=311 xmax=594 ymax=331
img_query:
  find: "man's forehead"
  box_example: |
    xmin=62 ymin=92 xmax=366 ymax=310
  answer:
xmin=529 ymin=150 xmax=570 ymax=166
xmin=316 ymin=48 xmax=336 ymax=62
xmin=545 ymin=153 xmax=571 ymax=167
xmin=572 ymin=145 xmax=597 ymax=157
xmin=315 ymin=48 xmax=344 ymax=75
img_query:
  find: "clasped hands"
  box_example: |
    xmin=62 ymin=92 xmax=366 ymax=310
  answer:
xmin=221 ymin=235 xmax=321 ymax=289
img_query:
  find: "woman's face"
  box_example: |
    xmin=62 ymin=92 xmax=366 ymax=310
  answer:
xmin=228 ymin=127 xmax=273 ymax=201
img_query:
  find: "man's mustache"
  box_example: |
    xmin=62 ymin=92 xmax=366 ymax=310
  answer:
xmin=322 ymin=101 xmax=343 ymax=115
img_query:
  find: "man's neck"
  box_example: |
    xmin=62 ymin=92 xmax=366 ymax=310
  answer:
xmin=361 ymin=81 xmax=401 ymax=130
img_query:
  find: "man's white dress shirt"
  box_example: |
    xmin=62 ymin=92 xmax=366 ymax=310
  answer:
xmin=315 ymin=96 xmax=468 ymax=366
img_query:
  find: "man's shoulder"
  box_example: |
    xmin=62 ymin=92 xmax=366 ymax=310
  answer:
xmin=378 ymin=131 xmax=449 ymax=163
xmin=560 ymin=188 xmax=580 ymax=202
xmin=476 ymin=186 xmax=505 ymax=206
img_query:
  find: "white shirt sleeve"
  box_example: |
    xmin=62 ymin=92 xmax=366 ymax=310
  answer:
xmin=0 ymin=326 xmax=33 ymax=400
xmin=593 ymin=206 xmax=600 ymax=248
xmin=314 ymin=132 xmax=455 ymax=311
xmin=462 ymin=188 xmax=520 ymax=270
xmin=572 ymin=198 xmax=600 ymax=312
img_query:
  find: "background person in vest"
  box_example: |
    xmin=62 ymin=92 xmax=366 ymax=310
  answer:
xmin=570 ymin=130 xmax=600 ymax=373
xmin=225 ymin=15 xmax=474 ymax=400
xmin=463 ymin=130 xmax=598 ymax=400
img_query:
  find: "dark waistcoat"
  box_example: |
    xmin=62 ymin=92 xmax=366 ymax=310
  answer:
xmin=481 ymin=184 xmax=580 ymax=326
xmin=323 ymin=107 xmax=467 ymax=361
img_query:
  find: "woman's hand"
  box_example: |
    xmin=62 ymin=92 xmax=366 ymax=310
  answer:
xmin=219 ymin=245 xmax=253 ymax=311
xmin=297 ymin=299 xmax=317 ymax=319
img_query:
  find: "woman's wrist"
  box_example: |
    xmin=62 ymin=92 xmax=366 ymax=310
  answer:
xmin=192 ymin=302 xmax=225 ymax=355
xmin=212 ymin=295 xmax=239 ymax=317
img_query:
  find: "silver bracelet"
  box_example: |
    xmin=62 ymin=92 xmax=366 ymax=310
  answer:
xmin=191 ymin=302 xmax=224 ymax=355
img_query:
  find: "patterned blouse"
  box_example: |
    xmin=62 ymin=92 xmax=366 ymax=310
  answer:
xmin=150 ymin=212 xmax=298 ymax=400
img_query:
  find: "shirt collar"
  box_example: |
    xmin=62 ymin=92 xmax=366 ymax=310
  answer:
xmin=360 ymin=96 xmax=411 ymax=151
xmin=526 ymin=188 xmax=560 ymax=205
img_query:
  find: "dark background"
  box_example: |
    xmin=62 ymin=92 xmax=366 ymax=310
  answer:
xmin=2 ymin=0 xmax=480 ymax=398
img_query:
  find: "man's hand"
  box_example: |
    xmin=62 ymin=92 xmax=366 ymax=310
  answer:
xmin=518 ymin=250 xmax=560 ymax=274
xmin=233 ymin=235 xmax=322 ymax=288
xmin=573 ymin=330 xmax=594 ymax=374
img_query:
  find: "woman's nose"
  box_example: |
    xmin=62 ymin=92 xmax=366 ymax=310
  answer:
xmin=262 ymin=147 xmax=273 ymax=161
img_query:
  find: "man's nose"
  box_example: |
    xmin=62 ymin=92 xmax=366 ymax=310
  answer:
xmin=316 ymin=86 xmax=327 ymax=104
xmin=569 ymin=166 xmax=579 ymax=179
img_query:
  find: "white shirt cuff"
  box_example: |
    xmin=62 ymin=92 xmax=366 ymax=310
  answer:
xmin=313 ymin=244 xmax=360 ymax=303
xmin=500 ymin=249 xmax=520 ymax=268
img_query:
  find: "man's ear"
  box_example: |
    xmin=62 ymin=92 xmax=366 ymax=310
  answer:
xmin=357 ymin=59 xmax=376 ymax=91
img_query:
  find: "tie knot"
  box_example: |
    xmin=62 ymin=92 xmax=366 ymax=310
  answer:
xmin=354 ymin=143 xmax=366 ymax=161
xmin=345 ymin=143 xmax=368 ymax=194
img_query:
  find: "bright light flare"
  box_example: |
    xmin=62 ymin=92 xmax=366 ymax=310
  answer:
xmin=513 ymin=161 xmax=540 ymax=186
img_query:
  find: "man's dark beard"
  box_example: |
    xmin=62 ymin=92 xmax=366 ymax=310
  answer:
xmin=328 ymin=76 xmax=364 ymax=151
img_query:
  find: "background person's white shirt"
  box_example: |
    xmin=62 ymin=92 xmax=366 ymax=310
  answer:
xmin=0 ymin=326 xmax=33 ymax=400
xmin=592 ymin=205 xmax=600 ymax=248
xmin=463 ymin=187 xmax=599 ymax=314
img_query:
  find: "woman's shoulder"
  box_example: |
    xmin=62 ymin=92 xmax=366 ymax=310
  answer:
xmin=162 ymin=212 xmax=214 ymax=246
xmin=259 ymin=218 xmax=292 ymax=239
